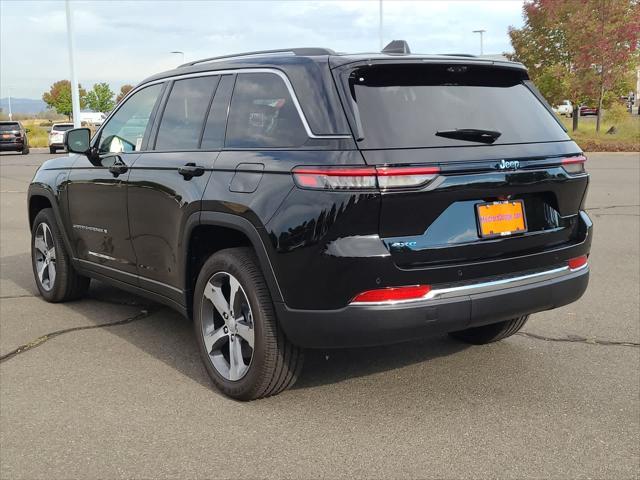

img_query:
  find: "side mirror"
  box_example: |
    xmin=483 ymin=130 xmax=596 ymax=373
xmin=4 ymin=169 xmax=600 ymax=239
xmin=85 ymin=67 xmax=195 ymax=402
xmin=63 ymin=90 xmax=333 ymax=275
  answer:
xmin=65 ymin=128 xmax=91 ymax=154
xmin=65 ymin=128 xmax=101 ymax=165
xmin=25 ymin=128 xmax=31 ymax=133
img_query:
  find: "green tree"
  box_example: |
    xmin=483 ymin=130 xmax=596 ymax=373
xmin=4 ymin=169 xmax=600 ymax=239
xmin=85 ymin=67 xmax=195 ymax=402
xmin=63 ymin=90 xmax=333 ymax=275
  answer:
xmin=509 ymin=0 xmax=639 ymax=132
xmin=116 ymin=84 xmax=134 ymax=103
xmin=85 ymin=82 xmax=115 ymax=113
xmin=42 ymin=80 xmax=86 ymax=120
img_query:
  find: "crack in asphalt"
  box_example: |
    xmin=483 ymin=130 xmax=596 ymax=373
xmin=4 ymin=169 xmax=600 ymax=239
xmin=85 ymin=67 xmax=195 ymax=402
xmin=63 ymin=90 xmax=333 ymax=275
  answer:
xmin=517 ymin=331 xmax=639 ymax=347
xmin=0 ymin=307 xmax=158 ymax=363
xmin=586 ymin=204 xmax=640 ymax=211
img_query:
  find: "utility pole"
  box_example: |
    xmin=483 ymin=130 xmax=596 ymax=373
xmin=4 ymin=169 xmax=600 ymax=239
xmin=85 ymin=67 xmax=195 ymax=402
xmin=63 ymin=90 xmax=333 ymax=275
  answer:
xmin=379 ymin=0 xmax=383 ymax=51
xmin=472 ymin=29 xmax=486 ymax=55
xmin=7 ymin=86 xmax=12 ymax=121
xmin=65 ymin=0 xmax=81 ymax=128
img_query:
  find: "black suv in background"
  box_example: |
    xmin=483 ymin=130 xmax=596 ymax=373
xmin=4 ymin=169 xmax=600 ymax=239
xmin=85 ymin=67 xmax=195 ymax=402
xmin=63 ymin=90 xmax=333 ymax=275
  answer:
xmin=28 ymin=43 xmax=591 ymax=400
xmin=0 ymin=121 xmax=30 ymax=154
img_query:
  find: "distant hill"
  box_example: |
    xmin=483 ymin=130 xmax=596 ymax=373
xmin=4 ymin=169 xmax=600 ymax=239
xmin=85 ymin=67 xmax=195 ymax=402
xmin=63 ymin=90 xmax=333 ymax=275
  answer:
xmin=0 ymin=98 xmax=48 ymax=114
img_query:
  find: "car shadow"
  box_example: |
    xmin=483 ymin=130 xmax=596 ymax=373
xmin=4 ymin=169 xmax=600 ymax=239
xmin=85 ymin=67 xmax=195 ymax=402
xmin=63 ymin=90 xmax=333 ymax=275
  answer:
xmin=1 ymin=251 xmax=469 ymax=392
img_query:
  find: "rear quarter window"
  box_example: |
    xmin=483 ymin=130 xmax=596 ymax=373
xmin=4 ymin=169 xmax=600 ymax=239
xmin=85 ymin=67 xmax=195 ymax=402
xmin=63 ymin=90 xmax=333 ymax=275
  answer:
xmin=225 ymin=72 xmax=307 ymax=148
xmin=346 ymin=64 xmax=570 ymax=149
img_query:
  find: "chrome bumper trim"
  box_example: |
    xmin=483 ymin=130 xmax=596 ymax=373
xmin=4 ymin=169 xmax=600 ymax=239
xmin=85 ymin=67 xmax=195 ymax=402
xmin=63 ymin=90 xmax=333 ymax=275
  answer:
xmin=351 ymin=263 xmax=588 ymax=306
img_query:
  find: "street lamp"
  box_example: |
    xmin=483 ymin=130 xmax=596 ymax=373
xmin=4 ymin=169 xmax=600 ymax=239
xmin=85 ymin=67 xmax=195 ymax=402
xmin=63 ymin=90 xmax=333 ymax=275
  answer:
xmin=170 ymin=51 xmax=185 ymax=65
xmin=65 ymin=0 xmax=81 ymax=127
xmin=6 ymin=86 xmax=12 ymax=121
xmin=472 ymin=29 xmax=486 ymax=55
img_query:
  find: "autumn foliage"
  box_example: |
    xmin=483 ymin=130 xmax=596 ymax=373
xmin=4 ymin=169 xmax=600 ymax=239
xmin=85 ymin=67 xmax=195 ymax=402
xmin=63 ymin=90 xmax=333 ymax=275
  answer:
xmin=509 ymin=0 xmax=640 ymax=131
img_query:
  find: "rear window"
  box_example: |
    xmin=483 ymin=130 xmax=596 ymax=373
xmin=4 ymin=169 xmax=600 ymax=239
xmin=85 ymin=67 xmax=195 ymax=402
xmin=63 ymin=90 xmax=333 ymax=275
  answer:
xmin=225 ymin=73 xmax=307 ymax=148
xmin=155 ymin=76 xmax=219 ymax=150
xmin=52 ymin=124 xmax=73 ymax=132
xmin=0 ymin=123 xmax=19 ymax=132
xmin=346 ymin=64 xmax=569 ymax=149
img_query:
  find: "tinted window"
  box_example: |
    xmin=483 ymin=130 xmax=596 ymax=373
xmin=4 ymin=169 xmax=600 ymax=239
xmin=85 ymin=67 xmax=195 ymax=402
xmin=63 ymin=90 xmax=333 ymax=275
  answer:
xmin=201 ymin=75 xmax=234 ymax=150
xmin=0 ymin=123 xmax=19 ymax=131
xmin=226 ymin=73 xmax=307 ymax=148
xmin=98 ymin=84 xmax=162 ymax=153
xmin=52 ymin=124 xmax=74 ymax=132
xmin=348 ymin=64 xmax=570 ymax=149
xmin=155 ymin=76 xmax=219 ymax=150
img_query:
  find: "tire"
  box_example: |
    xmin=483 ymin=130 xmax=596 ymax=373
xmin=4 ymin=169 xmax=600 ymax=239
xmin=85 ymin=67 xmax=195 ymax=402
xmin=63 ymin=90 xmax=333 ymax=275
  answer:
xmin=194 ymin=247 xmax=303 ymax=400
xmin=31 ymin=208 xmax=90 ymax=302
xmin=22 ymin=146 xmax=29 ymax=155
xmin=49 ymin=147 xmax=56 ymax=154
xmin=449 ymin=315 xmax=529 ymax=345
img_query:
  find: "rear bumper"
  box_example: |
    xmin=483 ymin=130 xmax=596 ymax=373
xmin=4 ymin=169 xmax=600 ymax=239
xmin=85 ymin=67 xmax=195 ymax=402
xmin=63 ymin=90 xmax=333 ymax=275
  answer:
xmin=0 ymin=142 xmax=24 ymax=151
xmin=277 ymin=264 xmax=589 ymax=348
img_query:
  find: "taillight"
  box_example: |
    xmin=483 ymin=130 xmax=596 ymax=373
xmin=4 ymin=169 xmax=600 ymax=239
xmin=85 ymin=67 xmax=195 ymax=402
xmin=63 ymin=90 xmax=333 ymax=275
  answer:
xmin=292 ymin=165 xmax=440 ymax=190
xmin=376 ymin=166 xmax=440 ymax=189
xmin=562 ymin=155 xmax=587 ymax=175
xmin=568 ymin=255 xmax=588 ymax=270
xmin=292 ymin=166 xmax=377 ymax=190
xmin=351 ymin=285 xmax=431 ymax=304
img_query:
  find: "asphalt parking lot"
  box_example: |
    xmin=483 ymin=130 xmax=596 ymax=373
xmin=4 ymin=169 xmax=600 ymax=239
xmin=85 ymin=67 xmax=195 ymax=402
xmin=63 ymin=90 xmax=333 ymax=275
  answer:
xmin=1 ymin=150 xmax=638 ymax=479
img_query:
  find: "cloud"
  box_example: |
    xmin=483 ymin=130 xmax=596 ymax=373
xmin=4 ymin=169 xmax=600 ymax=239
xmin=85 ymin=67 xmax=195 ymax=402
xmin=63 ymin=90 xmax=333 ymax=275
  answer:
xmin=1 ymin=0 xmax=525 ymax=98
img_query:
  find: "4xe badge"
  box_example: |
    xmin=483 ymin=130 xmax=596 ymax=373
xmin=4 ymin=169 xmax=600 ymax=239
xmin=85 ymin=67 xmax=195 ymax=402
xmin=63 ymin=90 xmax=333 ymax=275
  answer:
xmin=497 ymin=159 xmax=520 ymax=170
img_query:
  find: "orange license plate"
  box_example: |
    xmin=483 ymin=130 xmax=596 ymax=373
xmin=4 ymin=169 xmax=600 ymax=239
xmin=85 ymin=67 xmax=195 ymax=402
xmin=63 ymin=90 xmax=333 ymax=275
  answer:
xmin=476 ymin=200 xmax=527 ymax=238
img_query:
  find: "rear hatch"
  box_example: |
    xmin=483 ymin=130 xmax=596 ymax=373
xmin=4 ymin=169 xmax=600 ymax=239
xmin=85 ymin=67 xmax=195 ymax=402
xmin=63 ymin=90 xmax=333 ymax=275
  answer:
xmin=334 ymin=61 xmax=588 ymax=268
xmin=0 ymin=122 xmax=21 ymax=143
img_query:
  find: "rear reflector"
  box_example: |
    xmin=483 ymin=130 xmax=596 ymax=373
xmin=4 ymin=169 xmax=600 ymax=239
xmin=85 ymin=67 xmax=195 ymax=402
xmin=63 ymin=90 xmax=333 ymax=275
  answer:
xmin=562 ymin=155 xmax=587 ymax=175
xmin=568 ymin=255 xmax=588 ymax=270
xmin=292 ymin=165 xmax=440 ymax=190
xmin=351 ymin=285 xmax=431 ymax=303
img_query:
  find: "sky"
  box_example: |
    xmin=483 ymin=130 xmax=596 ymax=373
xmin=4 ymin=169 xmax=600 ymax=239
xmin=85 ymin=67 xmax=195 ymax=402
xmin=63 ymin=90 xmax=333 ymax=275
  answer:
xmin=1 ymin=0 xmax=526 ymax=99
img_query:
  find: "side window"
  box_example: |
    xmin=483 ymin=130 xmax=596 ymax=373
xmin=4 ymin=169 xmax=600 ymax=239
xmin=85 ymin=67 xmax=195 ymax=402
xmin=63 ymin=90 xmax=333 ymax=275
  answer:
xmin=201 ymin=75 xmax=235 ymax=150
xmin=98 ymin=84 xmax=162 ymax=154
xmin=155 ymin=76 xmax=219 ymax=151
xmin=225 ymin=73 xmax=308 ymax=148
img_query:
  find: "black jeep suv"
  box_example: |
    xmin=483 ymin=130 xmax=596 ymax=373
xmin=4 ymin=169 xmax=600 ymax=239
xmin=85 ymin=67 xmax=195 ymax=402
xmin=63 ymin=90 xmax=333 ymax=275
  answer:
xmin=27 ymin=44 xmax=591 ymax=400
xmin=0 ymin=121 xmax=30 ymax=154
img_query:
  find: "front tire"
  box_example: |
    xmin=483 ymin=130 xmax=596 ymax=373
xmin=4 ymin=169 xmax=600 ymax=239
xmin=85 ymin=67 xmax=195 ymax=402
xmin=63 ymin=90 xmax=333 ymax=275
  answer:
xmin=49 ymin=147 xmax=56 ymax=154
xmin=449 ymin=315 xmax=529 ymax=345
xmin=22 ymin=146 xmax=29 ymax=155
xmin=31 ymin=208 xmax=90 ymax=302
xmin=194 ymin=247 xmax=303 ymax=400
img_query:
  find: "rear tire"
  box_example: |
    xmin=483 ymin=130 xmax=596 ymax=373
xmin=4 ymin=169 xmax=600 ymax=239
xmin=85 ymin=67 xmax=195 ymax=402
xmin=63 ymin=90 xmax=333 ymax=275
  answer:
xmin=49 ymin=147 xmax=56 ymax=154
xmin=449 ymin=315 xmax=529 ymax=345
xmin=31 ymin=208 xmax=90 ymax=302
xmin=194 ymin=247 xmax=303 ymax=400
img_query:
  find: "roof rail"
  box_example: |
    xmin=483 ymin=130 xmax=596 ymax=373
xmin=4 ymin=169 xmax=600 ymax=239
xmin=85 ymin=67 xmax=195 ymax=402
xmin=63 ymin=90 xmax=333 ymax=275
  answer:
xmin=179 ymin=48 xmax=336 ymax=68
xmin=439 ymin=53 xmax=477 ymax=58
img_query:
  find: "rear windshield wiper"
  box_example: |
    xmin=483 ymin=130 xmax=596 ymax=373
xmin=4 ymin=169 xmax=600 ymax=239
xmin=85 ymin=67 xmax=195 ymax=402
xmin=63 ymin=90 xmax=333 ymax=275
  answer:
xmin=435 ymin=128 xmax=502 ymax=144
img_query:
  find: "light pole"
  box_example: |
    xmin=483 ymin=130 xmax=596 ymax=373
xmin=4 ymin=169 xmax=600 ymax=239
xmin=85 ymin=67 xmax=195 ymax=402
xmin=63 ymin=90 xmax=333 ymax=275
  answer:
xmin=472 ymin=29 xmax=486 ymax=55
xmin=65 ymin=0 xmax=81 ymax=127
xmin=7 ymin=86 xmax=12 ymax=121
xmin=379 ymin=0 xmax=383 ymax=51
xmin=170 ymin=51 xmax=185 ymax=65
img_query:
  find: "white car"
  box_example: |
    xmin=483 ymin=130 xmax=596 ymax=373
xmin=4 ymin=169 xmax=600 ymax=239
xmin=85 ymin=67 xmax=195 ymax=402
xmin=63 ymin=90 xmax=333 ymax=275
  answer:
xmin=553 ymin=100 xmax=573 ymax=117
xmin=48 ymin=123 xmax=74 ymax=154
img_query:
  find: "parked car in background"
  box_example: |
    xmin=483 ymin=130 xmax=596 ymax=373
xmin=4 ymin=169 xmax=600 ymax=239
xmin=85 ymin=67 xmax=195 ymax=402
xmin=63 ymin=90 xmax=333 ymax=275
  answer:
xmin=553 ymin=100 xmax=573 ymax=117
xmin=48 ymin=123 xmax=74 ymax=153
xmin=0 ymin=121 xmax=29 ymax=154
xmin=80 ymin=111 xmax=107 ymax=126
xmin=27 ymin=43 xmax=592 ymax=400
xmin=579 ymin=105 xmax=599 ymax=116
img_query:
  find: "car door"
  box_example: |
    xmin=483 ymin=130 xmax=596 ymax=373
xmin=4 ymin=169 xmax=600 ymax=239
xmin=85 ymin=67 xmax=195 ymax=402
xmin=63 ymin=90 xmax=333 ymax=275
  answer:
xmin=66 ymin=83 xmax=164 ymax=282
xmin=127 ymin=74 xmax=234 ymax=302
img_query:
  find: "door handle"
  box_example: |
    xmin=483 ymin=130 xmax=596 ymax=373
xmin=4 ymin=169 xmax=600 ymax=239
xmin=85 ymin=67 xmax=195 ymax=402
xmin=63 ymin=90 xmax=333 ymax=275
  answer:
xmin=178 ymin=163 xmax=205 ymax=180
xmin=108 ymin=164 xmax=128 ymax=177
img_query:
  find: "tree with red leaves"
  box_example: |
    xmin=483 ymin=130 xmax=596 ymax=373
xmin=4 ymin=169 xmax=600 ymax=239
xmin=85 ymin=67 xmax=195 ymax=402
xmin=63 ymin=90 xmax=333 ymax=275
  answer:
xmin=509 ymin=0 xmax=639 ymax=132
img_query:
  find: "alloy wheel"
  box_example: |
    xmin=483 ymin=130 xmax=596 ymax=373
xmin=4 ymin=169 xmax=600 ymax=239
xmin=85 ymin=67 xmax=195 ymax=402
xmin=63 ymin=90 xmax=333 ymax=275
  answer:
xmin=34 ymin=222 xmax=57 ymax=291
xmin=200 ymin=271 xmax=255 ymax=381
